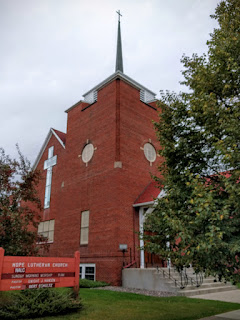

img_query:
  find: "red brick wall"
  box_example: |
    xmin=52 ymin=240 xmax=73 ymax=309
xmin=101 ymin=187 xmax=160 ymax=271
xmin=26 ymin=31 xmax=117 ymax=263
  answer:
xmin=35 ymin=78 xmax=162 ymax=285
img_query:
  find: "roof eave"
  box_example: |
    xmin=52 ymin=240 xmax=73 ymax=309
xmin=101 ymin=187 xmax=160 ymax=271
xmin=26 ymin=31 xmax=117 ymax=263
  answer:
xmin=32 ymin=128 xmax=65 ymax=170
xmin=65 ymin=100 xmax=84 ymax=113
xmin=83 ymin=71 xmax=156 ymax=97
xmin=133 ymin=200 xmax=154 ymax=208
xmin=51 ymin=129 xmax=66 ymax=149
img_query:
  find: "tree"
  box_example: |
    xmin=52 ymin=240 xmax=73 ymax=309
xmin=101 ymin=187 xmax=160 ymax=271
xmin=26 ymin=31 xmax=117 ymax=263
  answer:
xmin=0 ymin=146 xmax=45 ymax=256
xmin=143 ymin=0 xmax=240 ymax=282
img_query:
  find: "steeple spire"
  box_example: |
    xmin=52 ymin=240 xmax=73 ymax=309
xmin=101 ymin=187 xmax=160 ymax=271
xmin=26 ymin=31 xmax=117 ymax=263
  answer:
xmin=115 ymin=10 xmax=123 ymax=73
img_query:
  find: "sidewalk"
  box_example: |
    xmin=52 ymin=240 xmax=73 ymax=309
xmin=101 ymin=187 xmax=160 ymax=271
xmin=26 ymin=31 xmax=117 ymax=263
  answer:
xmin=190 ymin=289 xmax=240 ymax=319
xmin=199 ymin=309 xmax=240 ymax=319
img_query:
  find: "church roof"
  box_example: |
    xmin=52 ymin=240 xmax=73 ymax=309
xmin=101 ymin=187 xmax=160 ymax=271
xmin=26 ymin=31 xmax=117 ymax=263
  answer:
xmin=83 ymin=71 xmax=156 ymax=98
xmin=65 ymin=71 xmax=157 ymax=112
xmin=133 ymin=181 xmax=161 ymax=207
xmin=33 ymin=128 xmax=66 ymax=170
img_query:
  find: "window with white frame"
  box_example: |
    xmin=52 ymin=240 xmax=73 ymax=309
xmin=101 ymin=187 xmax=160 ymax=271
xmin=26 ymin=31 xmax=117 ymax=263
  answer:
xmin=80 ymin=264 xmax=95 ymax=281
xmin=81 ymin=144 xmax=94 ymax=163
xmin=80 ymin=211 xmax=89 ymax=245
xmin=143 ymin=143 xmax=157 ymax=163
xmin=38 ymin=220 xmax=55 ymax=242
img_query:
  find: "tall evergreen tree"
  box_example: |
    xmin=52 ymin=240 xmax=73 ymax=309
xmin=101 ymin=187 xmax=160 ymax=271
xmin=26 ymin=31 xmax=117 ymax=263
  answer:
xmin=143 ymin=0 xmax=240 ymax=281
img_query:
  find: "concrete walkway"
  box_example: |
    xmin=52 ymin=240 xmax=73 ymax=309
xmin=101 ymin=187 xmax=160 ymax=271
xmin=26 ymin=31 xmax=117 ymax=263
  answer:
xmin=199 ymin=310 xmax=240 ymax=319
xmin=191 ymin=289 xmax=240 ymax=303
xmin=190 ymin=289 xmax=240 ymax=319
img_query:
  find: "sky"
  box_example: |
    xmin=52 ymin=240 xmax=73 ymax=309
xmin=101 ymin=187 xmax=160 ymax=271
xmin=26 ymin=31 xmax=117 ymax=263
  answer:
xmin=0 ymin=0 xmax=220 ymax=165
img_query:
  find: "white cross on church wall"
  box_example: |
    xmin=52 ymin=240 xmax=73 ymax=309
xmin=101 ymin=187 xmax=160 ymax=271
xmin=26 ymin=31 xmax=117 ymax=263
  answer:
xmin=43 ymin=146 xmax=57 ymax=208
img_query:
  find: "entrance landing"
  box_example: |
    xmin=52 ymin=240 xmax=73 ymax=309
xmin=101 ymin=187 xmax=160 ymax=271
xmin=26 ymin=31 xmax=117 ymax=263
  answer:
xmin=122 ymin=268 xmax=237 ymax=296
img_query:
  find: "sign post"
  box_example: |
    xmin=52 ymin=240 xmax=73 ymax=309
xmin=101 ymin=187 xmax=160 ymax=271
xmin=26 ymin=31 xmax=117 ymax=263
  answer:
xmin=0 ymin=248 xmax=80 ymax=294
xmin=0 ymin=248 xmax=4 ymax=286
xmin=73 ymin=251 xmax=80 ymax=297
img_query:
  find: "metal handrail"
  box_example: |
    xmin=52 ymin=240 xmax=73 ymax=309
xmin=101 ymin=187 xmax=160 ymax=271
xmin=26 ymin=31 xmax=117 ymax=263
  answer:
xmin=156 ymin=266 xmax=204 ymax=289
xmin=186 ymin=272 xmax=204 ymax=287
xmin=122 ymin=260 xmax=136 ymax=269
xmin=157 ymin=266 xmax=188 ymax=289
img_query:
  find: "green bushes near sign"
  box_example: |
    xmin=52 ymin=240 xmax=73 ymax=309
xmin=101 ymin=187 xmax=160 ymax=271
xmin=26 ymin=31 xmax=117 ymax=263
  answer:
xmin=0 ymin=288 xmax=82 ymax=320
xmin=79 ymin=279 xmax=109 ymax=288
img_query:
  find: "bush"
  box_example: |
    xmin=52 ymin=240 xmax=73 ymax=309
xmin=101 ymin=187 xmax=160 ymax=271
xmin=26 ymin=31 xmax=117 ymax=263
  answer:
xmin=0 ymin=288 xmax=82 ymax=319
xmin=79 ymin=279 xmax=109 ymax=288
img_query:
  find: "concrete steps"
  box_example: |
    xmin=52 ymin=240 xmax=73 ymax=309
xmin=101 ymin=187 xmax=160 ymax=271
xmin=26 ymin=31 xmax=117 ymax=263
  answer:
xmin=122 ymin=268 xmax=237 ymax=296
xmin=178 ymin=285 xmax=237 ymax=296
xmin=156 ymin=268 xmax=237 ymax=296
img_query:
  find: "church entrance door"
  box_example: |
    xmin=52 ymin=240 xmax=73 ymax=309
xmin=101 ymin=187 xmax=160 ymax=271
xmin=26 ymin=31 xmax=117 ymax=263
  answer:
xmin=139 ymin=207 xmax=164 ymax=268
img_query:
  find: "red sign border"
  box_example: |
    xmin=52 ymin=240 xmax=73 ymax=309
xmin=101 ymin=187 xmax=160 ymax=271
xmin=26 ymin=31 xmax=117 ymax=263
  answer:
xmin=0 ymin=248 xmax=80 ymax=296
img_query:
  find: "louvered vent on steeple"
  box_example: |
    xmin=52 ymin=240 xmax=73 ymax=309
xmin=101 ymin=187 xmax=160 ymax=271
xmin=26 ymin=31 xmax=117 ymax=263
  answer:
xmin=140 ymin=89 xmax=155 ymax=103
xmin=84 ymin=90 xmax=98 ymax=104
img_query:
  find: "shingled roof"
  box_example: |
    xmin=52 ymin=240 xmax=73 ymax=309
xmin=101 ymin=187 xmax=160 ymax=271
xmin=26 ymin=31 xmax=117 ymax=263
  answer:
xmin=133 ymin=181 xmax=161 ymax=207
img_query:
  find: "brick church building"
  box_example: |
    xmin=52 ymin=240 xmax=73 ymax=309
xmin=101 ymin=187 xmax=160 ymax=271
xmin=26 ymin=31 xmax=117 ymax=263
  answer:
xmin=33 ymin=15 xmax=163 ymax=285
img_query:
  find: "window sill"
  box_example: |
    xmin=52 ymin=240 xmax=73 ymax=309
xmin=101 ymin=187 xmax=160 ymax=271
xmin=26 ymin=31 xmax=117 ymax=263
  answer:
xmin=37 ymin=241 xmax=54 ymax=245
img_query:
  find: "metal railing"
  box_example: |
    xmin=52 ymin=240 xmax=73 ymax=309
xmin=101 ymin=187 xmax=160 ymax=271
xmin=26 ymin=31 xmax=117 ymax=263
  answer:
xmin=186 ymin=271 xmax=204 ymax=288
xmin=156 ymin=266 xmax=188 ymax=289
xmin=156 ymin=266 xmax=204 ymax=290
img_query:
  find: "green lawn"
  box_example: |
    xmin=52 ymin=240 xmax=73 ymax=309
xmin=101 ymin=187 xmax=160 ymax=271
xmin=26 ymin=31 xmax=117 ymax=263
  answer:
xmin=30 ymin=288 xmax=240 ymax=320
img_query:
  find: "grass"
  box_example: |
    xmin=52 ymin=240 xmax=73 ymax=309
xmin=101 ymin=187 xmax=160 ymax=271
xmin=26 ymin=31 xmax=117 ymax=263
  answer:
xmin=26 ymin=288 xmax=240 ymax=320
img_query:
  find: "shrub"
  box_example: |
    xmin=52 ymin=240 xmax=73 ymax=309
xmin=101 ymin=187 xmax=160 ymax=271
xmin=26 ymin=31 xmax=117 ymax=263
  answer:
xmin=79 ymin=279 xmax=109 ymax=288
xmin=0 ymin=288 xmax=82 ymax=319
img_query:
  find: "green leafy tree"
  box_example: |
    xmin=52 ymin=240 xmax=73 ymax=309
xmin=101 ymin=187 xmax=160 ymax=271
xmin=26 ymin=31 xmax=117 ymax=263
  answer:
xmin=143 ymin=0 xmax=240 ymax=281
xmin=0 ymin=146 xmax=45 ymax=256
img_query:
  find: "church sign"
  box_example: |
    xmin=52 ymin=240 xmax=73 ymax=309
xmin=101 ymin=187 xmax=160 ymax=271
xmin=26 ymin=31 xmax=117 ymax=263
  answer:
xmin=0 ymin=248 xmax=80 ymax=293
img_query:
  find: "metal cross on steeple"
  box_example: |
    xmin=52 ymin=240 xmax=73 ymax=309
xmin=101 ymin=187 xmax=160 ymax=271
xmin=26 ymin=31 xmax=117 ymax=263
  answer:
xmin=115 ymin=10 xmax=123 ymax=73
xmin=116 ymin=10 xmax=122 ymax=22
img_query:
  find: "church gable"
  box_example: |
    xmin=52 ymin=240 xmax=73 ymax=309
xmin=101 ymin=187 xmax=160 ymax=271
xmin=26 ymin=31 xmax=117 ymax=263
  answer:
xmin=52 ymin=128 xmax=66 ymax=146
xmin=33 ymin=128 xmax=66 ymax=170
xmin=34 ymin=129 xmax=66 ymax=229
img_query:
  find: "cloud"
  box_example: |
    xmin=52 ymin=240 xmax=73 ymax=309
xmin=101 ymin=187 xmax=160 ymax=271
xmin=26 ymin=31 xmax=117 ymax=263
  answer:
xmin=0 ymin=0 xmax=220 ymax=164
